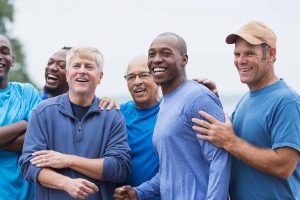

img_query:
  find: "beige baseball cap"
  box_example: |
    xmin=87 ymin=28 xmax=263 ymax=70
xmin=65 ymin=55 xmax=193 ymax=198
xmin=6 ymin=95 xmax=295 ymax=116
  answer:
xmin=226 ymin=21 xmax=277 ymax=48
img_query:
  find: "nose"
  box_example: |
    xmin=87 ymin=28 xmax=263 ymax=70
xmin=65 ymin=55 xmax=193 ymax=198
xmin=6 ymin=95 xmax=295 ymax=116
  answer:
xmin=236 ymin=54 xmax=247 ymax=66
xmin=48 ymin=63 xmax=58 ymax=71
xmin=78 ymin=65 xmax=87 ymax=74
xmin=134 ymin=75 xmax=143 ymax=85
xmin=152 ymin=54 xmax=163 ymax=64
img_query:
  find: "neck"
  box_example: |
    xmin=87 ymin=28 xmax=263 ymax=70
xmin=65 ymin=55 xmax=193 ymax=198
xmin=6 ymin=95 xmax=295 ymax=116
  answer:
xmin=0 ymin=78 xmax=8 ymax=89
xmin=249 ymin=68 xmax=279 ymax=92
xmin=161 ymin=75 xmax=187 ymax=95
xmin=135 ymin=95 xmax=160 ymax=110
xmin=68 ymin=93 xmax=94 ymax=106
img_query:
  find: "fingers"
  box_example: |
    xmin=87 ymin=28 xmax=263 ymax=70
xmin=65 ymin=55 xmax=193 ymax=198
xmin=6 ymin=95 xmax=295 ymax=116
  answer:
xmin=114 ymin=186 xmax=133 ymax=200
xmin=199 ymin=111 xmax=219 ymax=124
xmin=82 ymin=179 xmax=99 ymax=192
xmin=32 ymin=150 xmax=50 ymax=156
xmin=99 ymin=97 xmax=120 ymax=110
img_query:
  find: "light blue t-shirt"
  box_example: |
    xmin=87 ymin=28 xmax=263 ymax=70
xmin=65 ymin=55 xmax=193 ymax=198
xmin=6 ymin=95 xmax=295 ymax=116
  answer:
xmin=230 ymin=80 xmax=300 ymax=199
xmin=0 ymin=82 xmax=41 ymax=200
xmin=121 ymin=101 xmax=160 ymax=199
xmin=136 ymin=80 xmax=231 ymax=200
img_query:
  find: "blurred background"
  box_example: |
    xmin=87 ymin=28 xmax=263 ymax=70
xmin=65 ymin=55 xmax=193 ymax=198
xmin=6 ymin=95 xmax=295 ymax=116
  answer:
xmin=2 ymin=0 xmax=300 ymax=113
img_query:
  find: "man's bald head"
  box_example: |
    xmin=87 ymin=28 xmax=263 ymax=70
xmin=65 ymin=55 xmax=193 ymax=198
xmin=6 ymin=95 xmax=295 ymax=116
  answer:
xmin=152 ymin=32 xmax=187 ymax=55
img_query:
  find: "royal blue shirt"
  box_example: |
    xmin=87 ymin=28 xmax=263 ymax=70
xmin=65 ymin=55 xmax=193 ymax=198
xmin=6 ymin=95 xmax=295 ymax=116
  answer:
xmin=121 ymin=101 xmax=160 ymax=199
xmin=0 ymin=82 xmax=41 ymax=200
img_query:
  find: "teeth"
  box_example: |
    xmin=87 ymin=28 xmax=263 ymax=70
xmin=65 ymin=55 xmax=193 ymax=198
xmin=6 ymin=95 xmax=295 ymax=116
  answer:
xmin=0 ymin=64 xmax=5 ymax=68
xmin=134 ymin=88 xmax=146 ymax=93
xmin=48 ymin=74 xmax=57 ymax=80
xmin=77 ymin=78 xmax=88 ymax=82
xmin=153 ymin=67 xmax=166 ymax=73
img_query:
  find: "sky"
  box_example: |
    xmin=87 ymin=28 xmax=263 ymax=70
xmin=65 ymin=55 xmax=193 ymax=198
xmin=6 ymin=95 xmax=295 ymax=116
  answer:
xmin=11 ymin=0 xmax=300 ymax=112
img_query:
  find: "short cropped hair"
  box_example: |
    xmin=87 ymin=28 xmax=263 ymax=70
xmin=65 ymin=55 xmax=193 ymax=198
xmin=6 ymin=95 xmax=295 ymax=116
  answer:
xmin=66 ymin=46 xmax=104 ymax=71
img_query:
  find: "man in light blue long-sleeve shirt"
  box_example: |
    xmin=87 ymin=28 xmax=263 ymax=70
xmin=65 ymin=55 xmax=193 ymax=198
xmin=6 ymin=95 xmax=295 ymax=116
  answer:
xmin=115 ymin=32 xmax=231 ymax=200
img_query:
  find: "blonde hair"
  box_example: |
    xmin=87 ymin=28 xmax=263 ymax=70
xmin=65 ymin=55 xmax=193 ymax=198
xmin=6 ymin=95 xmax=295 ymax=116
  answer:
xmin=66 ymin=46 xmax=104 ymax=71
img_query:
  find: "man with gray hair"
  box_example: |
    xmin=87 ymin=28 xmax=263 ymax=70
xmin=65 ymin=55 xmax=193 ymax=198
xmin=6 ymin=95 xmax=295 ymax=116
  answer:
xmin=19 ymin=46 xmax=131 ymax=199
xmin=192 ymin=21 xmax=300 ymax=199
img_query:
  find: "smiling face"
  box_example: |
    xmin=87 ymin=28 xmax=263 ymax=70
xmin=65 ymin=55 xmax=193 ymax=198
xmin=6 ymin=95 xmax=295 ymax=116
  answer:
xmin=44 ymin=49 xmax=69 ymax=97
xmin=147 ymin=34 xmax=188 ymax=95
xmin=234 ymin=38 xmax=276 ymax=91
xmin=0 ymin=35 xmax=14 ymax=88
xmin=126 ymin=56 xmax=159 ymax=109
xmin=66 ymin=54 xmax=102 ymax=100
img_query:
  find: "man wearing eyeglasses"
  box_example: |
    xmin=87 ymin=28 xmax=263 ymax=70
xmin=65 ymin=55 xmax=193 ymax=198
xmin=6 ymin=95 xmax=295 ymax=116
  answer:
xmin=120 ymin=55 xmax=161 ymax=199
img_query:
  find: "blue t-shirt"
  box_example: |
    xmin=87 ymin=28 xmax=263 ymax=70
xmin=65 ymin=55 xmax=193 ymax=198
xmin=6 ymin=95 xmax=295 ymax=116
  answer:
xmin=121 ymin=101 xmax=160 ymax=199
xmin=0 ymin=82 xmax=41 ymax=200
xmin=136 ymin=80 xmax=231 ymax=200
xmin=230 ymin=80 xmax=300 ymax=199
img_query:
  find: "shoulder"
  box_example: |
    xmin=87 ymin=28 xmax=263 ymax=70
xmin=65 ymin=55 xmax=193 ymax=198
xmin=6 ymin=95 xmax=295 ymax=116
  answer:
xmin=120 ymin=100 xmax=135 ymax=113
xmin=33 ymin=95 xmax=62 ymax=113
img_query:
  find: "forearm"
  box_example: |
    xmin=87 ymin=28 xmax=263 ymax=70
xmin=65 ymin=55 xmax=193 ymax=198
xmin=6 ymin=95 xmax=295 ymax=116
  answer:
xmin=68 ymin=155 xmax=103 ymax=180
xmin=207 ymin=150 xmax=231 ymax=200
xmin=0 ymin=120 xmax=27 ymax=146
xmin=226 ymin=137 xmax=299 ymax=179
xmin=0 ymin=134 xmax=24 ymax=152
xmin=38 ymin=168 xmax=71 ymax=191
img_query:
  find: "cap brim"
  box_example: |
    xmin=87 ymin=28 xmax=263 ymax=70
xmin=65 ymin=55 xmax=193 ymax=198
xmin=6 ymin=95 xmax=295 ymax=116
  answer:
xmin=226 ymin=33 xmax=264 ymax=45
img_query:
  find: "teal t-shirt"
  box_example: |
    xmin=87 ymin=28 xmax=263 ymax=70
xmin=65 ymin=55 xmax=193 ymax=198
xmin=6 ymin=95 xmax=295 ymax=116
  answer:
xmin=230 ymin=80 xmax=300 ymax=199
xmin=0 ymin=82 xmax=41 ymax=200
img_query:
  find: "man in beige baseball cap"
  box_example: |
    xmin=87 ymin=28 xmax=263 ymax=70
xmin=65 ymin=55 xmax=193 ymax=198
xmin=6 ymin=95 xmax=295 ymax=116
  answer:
xmin=226 ymin=20 xmax=277 ymax=48
xmin=192 ymin=21 xmax=300 ymax=200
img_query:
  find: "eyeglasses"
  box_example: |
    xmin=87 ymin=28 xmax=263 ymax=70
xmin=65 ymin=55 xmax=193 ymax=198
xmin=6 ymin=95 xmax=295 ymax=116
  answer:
xmin=124 ymin=71 xmax=152 ymax=82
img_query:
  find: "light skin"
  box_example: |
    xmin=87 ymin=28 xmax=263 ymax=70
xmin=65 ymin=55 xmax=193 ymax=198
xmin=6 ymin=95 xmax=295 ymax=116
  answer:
xmin=32 ymin=54 xmax=106 ymax=199
xmin=126 ymin=55 xmax=160 ymax=109
xmin=192 ymin=38 xmax=300 ymax=179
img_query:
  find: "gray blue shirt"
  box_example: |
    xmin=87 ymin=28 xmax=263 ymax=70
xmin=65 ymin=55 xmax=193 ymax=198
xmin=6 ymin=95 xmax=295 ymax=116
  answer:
xmin=19 ymin=93 xmax=131 ymax=200
xmin=136 ymin=80 xmax=231 ymax=200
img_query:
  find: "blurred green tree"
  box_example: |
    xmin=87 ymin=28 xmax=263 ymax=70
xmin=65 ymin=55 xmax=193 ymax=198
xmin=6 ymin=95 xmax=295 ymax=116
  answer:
xmin=0 ymin=0 xmax=36 ymax=86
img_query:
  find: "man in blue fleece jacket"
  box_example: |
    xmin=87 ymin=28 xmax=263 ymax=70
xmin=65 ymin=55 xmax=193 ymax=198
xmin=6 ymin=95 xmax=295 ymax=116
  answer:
xmin=19 ymin=46 xmax=131 ymax=200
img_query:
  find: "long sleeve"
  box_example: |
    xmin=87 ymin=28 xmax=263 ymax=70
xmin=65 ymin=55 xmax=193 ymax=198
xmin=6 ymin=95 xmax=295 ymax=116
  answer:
xmin=19 ymin=109 xmax=47 ymax=183
xmin=135 ymin=173 xmax=160 ymax=200
xmin=100 ymin=112 xmax=131 ymax=182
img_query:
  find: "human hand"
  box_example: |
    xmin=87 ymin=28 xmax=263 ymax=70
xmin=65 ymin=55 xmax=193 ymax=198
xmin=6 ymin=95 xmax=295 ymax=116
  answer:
xmin=99 ymin=96 xmax=120 ymax=110
xmin=192 ymin=111 xmax=237 ymax=150
xmin=31 ymin=150 xmax=70 ymax=169
xmin=63 ymin=178 xmax=99 ymax=199
xmin=114 ymin=185 xmax=137 ymax=200
xmin=193 ymin=77 xmax=219 ymax=97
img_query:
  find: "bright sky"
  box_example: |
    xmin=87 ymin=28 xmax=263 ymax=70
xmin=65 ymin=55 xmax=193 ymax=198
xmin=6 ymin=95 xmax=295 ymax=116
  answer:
xmin=11 ymin=0 xmax=300 ymax=111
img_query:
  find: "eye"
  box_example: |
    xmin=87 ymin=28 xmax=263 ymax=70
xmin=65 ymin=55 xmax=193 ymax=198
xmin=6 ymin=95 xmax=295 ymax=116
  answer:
xmin=162 ymin=51 xmax=171 ymax=57
xmin=58 ymin=62 xmax=66 ymax=69
xmin=127 ymin=75 xmax=136 ymax=81
xmin=47 ymin=60 xmax=54 ymax=66
xmin=72 ymin=64 xmax=80 ymax=69
xmin=148 ymin=51 xmax=155 ymax=58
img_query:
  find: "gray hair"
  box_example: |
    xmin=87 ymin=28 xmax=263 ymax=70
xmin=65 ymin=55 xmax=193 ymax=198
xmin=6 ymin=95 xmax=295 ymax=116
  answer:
xmin=66 ymin=46 xmax=104 ymax=71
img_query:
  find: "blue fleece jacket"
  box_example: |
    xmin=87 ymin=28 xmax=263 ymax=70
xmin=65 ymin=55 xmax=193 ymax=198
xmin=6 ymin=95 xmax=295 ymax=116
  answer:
xmin=19 ymin=93 xmax=131 ymax=200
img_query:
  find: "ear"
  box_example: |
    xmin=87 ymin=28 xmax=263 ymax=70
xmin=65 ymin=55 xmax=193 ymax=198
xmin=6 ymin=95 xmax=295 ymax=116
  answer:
xmin=268 ymin=48 xmax=276 ymax=62
xmin=181 ymin=54 xmax=188 ymax=67
xmin=11 ymin=54 xmax=15 ymax=65
xmin=97 ymin=72 xmax=103 ymax=84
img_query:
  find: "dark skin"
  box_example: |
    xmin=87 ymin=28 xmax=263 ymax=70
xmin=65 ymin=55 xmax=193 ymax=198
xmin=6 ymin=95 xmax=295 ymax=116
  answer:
xmin=114 ymin=32 xmax=190 ymax=200
xmin=0 ymin=35 xmax=25 ymax=152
